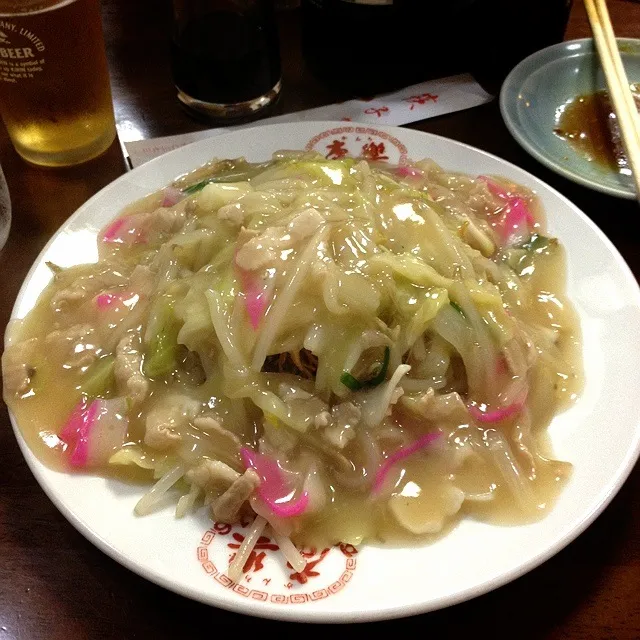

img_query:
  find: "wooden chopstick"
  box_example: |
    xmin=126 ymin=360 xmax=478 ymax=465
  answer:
xmin=583 ymin=0 xmax=640 ymax=200
xmin=590 ymin=0 xmax=640 ymax=148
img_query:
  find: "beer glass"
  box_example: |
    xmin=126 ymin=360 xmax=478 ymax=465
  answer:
xmin=0 ymin=0 xmax=117 ymax=167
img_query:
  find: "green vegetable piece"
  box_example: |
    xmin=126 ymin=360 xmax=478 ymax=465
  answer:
xmin=80 ymin=355 xmax=116 ymax=398
xmin=296 ymin=159 xmax=357 ymax=184
xmin=340 ymin=346 xmax=391 ymax=391
xmin=143 ymin=300 xmax=181 ymax=378
xmin=144 ymin=328 xmax=180 ymax=378
xmin=181 ymin=161 xmax=276 ymax=194
xmin=340 ymin=371 xmax=362 ymax=392
xmin=521 ymin=233 xmax=552 ymax=253
xmin=182 ymin=174 xmax=252 ymax=194
xmin=182 ymin=179 xmax=209 ymax=195
xmin=450 ymin=301 xmax=467 ymax=318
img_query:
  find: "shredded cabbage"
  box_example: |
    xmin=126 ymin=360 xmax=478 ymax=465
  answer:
xmin=4 ymin=151 xmax=584 ymax=585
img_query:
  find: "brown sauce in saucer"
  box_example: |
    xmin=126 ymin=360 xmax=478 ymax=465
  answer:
xmin=554 ymin=86 xmax=640 ymax=175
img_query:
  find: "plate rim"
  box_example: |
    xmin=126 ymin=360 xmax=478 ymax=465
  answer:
xmin=499 ymin=37 xmax=640 ymax=200
xmin=6 ymin=120 xmax=640 ymax=623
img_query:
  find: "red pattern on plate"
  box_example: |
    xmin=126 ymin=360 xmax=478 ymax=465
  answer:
xmin=196 ymin=522 xmax=359 ymax=604
xmin=305 ymin=126 xmax=408 ymax=166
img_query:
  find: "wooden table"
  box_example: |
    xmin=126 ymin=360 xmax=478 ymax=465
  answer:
xmin=1 ymin=1 xmax=639 ymax=637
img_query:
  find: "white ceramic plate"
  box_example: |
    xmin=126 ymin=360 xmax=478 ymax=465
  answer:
xmin=7 ymin=122 xmax=640 ymax=623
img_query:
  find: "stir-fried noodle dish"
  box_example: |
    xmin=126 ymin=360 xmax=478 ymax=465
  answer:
xmin=2 ymin=152 xmax=582 ymax=580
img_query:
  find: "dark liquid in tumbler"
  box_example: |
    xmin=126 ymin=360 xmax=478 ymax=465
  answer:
xmin=171 ymin=9 xmax=281 ymax=105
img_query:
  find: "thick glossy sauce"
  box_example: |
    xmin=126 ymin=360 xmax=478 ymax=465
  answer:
xmin=2 ymin=157 xmax=583 ymax=548
xmin=301 ymin=241 xmax=582 ymax=545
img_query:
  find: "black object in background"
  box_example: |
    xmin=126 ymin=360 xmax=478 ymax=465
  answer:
xmin=301 ymin=0 xmax=471 ymax=96
xmin=170 ymin=0 xmax=282 ymax=119
xmin=464 ymin=0 xmax=573 ymax=95
xmin=301 ymin=0 xmax=572 ymax=98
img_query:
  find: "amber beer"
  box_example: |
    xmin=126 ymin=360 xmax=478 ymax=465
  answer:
xmin=0 ymin=0 xmax=116 ymax=166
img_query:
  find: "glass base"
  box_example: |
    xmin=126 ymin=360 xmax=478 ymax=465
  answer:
xmin=176 ymin=80 xmax=282 ymax=121
xmin=13 ymin=124 xmax=117 ymax=168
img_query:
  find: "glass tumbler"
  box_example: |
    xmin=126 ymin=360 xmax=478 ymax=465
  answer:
xmin=170 ymin=0 xmax=282 ymax=120
xmin=0 ymin=0 xmax=117 ymax=167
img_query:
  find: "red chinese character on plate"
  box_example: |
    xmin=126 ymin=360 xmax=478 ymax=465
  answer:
xmin=404 ymin=93 xmax=439 ymax=110
xmin=326 ymin=139 xmax=349 ymax=159
xmin=361 ymin=142 xmax=389 ymax=162
xmin=287 ymin=548 xmax=330 ymax=584
xmin=364 ymin=106 xmax=389 ymax=118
